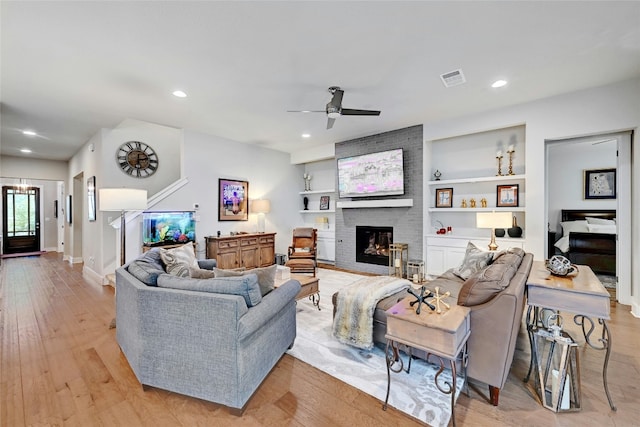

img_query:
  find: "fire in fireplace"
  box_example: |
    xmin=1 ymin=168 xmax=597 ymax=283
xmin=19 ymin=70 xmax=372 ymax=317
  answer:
xmin=356 ymin=226 xmax=393 ymax=266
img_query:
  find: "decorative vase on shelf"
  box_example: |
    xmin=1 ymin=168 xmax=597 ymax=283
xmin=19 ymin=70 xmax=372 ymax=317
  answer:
xmin=508 ymin=216 xmax=523 ymax=238
xmin=303 ymin=196 xmax=309 ymax=210
xmin=495 ymin=228 xmax=506 ymax=237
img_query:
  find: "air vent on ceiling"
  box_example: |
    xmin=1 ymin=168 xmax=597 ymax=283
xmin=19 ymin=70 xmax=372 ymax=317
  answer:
xmin=440 ymin=69 xmax=466 ymax=88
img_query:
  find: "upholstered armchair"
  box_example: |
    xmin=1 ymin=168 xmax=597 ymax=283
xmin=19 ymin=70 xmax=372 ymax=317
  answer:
xmin=285 ymin=227 xmax=318 ymax=276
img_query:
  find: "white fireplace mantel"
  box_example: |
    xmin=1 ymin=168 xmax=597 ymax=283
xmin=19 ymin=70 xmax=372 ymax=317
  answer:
xmin=336 ymin=199 xmax=414 ymax=209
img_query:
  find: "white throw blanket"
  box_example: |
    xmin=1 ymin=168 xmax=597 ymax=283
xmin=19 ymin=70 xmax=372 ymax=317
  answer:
xmin=332 ymin=276 xmax=410 ymax=349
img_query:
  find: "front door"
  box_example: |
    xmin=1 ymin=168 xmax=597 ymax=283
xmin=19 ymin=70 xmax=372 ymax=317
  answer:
xmin=2 ymin=185 xmax=41 ymax=254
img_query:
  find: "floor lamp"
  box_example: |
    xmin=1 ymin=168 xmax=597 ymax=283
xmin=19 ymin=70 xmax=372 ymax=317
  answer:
xmin=99 ymin=188 xmax=148 ymax=266
xmin=476 ymin=211 xmax=512 ymax=251
xmin=252 ymin=199 xmax=271 ymax=233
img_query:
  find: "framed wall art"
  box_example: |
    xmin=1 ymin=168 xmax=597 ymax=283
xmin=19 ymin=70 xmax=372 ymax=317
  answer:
xmin=584 ymin=168 xmax=616 ymax=199
xmin=496 ymin=184 xmax=519 ymax=207
xmin=435 ymin=188 xmax=453 ymax=208
xmin=87 ymin=176 xmax=96 ymax=221
xmin=218 ymin=178 xmax=249 ymax=221
xmin=319 ymin=195 xmax=330 ymax=210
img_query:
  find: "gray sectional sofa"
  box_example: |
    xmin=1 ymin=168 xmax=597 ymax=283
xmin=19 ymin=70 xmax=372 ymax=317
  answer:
xmin=115 ymin=248 xmax=300 ymax=413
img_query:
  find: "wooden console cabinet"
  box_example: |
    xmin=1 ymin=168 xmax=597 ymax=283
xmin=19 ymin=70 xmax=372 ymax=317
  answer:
xmin=205 ymin=233 xmax=276 ymax=269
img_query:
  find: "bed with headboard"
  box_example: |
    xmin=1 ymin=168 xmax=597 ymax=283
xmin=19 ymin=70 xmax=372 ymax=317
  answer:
xmin=555 ymin=209 xmax=616 ymax=275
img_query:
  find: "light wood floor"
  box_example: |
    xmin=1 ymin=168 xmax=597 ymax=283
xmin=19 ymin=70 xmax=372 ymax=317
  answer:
xmin=1 ymin=253 xmax=638 ymax=426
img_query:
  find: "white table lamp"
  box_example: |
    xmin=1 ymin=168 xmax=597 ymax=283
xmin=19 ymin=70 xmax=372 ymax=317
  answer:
xmin=476 ymin=211 xmax=512 ymax=251
xmin=99 ymin=188 xmax=148 ymax=265
xmin=253 ymin=199 xmax=271 ymax=233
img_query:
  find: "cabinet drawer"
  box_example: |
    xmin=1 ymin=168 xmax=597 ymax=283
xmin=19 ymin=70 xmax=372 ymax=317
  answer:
xmin=259 ymin=236 xmax=274 ymax=244
xmin=217 ymin=240 xmax=239 ymax=249
xmin=240 ymin=237 xmax=258 ymax=246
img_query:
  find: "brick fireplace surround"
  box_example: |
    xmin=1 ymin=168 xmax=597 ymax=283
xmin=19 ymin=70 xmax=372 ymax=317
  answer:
xmin=334 ymin=125 xmax=424 ymax=275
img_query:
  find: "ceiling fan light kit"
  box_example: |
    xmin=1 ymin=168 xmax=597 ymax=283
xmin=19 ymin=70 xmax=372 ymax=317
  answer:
xmin=289 ymin=86 xmax=381 ymax=129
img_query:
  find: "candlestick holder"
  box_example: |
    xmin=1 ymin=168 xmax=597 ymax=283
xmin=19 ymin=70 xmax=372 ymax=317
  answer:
xmin=507 ymin=149 xmax=515 ymax=175
xmin=496 ymin=155 xmax=504 ymax=176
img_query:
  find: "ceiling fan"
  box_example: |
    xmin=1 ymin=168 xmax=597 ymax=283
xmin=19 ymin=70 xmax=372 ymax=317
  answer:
xmin=289 ymin=86 xmax=381 ymax=129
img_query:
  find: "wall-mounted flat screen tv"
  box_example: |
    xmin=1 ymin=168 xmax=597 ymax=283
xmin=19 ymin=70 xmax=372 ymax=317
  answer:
xmin=337 ymin=148 xmax=404 ymax=198
xmin=142 ymin=211 xmax=196 ymax=248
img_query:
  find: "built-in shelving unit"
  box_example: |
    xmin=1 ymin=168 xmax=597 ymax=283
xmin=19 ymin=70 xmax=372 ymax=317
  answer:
xmin=427 ymin=174 xmax=526 ymax=186
xmin=428 ymin=207 xmax=526 ymax=213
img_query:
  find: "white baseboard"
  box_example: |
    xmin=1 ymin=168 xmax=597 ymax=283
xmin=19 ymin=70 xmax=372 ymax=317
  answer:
xmin=43 ymin=246 xmax=59 ymax=253
xmin=631 ymin=302 xmax=640 ymax=318
xmin=82 ymin=265 xmax=103 ymax=287
xmin=68 ymin=256 xmax=83 ymax=264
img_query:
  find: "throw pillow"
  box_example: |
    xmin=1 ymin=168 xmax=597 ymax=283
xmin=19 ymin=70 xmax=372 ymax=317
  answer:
xmin=587 ymin=224 xmax=616 ymax=234
xmin=157 ymin=273 xmax=262 ymax=307
xmin=213 ymin=264 xmax=277 ymax=296
xmin=560 ymin=220 xmax=588 ymax=237
xmin=126 ymin=248 xmax=166 ymax=286
xmin=160 ymin=243 xmax=198 ymax=277
xmin=457 ymin=248 xmax=524 ymax=306
xmin=452 ymin=242 xmax=494 ymax=280
xmin=189 ymin=267 xmax=216 ymax=279
xmin=585 ymin=217 xmax=616 ymax=226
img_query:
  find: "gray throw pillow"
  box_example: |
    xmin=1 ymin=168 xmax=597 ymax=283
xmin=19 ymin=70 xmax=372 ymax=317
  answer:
xmin=452 ymin=242 xmax=494 ymax=280
xmin=157 ymin=273 xmax=262 ymax=307
xmin=126 ymin=249 xmax=166 ymax=286
xmin=160 ymin=243 xmax=198 ymax=277
xmin=213 ymin=264 xmax=277 ymax=296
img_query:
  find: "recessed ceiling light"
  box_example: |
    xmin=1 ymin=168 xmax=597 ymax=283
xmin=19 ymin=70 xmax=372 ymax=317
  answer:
xmin=23 ymin=130 xmax=37 ymax=136
xmin=20 ymin=148 xmax=32 ymax=153
xmin=492 ymin=80 xmax=508 ymax=88
xmin=301 ymin=133 xmax=311 ymax=138
xmin=172 ymin=90 xmax=187 ymax=98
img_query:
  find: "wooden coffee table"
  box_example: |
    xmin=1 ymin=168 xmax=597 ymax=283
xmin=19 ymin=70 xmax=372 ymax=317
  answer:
xmin=275 ymin=274 xmax=320 ymax=310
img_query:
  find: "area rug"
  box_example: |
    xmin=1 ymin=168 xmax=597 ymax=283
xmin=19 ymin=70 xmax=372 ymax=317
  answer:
xmin=287 ymin=268 xmax=463 ymax=427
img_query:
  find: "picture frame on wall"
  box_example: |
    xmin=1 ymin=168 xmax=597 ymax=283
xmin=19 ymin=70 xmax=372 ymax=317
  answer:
xmin=319 ymin=195 xmax=330 ymax=210
xmin=584 ymin=168 xmax=616 ymax=199
xmin=435 ymin=188 xmax=453 ymax=208
xmin=218 ymin=178 xmax=249 ymax=221
xmin=496 ymin=184 xmax=519 ymax=207
xmin=87 ymin=176 xmax=96 ymax=222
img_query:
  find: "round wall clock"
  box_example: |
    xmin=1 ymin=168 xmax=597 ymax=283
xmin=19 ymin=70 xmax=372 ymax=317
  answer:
xmin=116 ymin=141 xmax=158 ymax=178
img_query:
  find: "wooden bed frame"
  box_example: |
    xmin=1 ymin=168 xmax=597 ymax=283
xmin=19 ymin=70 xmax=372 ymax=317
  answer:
xmin=561 ymin=209 xmax=616 ymax=275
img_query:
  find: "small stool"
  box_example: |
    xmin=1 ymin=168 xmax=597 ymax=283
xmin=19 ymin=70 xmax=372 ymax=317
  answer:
xmin=285 ymin=258 xmax=316 ymax=277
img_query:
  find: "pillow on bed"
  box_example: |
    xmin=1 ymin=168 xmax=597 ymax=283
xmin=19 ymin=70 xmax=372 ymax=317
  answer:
xmin=554 ymin=236 xmax=570 ymax=253
xmin=586 ymin=217 xmax=616 ymax=226
xmin=587 ymin=224 xmax=617 ymax=234
xmin=560 ymin=220 xmax=588 ymax=237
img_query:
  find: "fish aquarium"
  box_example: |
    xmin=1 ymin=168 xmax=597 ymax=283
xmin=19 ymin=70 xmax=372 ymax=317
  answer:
xmin=142 ymin=211 xmax=196 ymax=248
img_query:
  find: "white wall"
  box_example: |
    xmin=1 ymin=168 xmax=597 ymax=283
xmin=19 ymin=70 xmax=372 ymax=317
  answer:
xmin=423 ymin=77 xmax=640 ymax=312
xmin=547 ymin=138 xmax=617 ymax=232
xmin=1 ymin=155 xmax=68 ymax=181
xmin=147 ymin=129 xmax=303 ymax=258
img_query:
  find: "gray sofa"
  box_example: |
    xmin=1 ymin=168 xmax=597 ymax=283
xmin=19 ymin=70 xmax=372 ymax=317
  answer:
xmin=333 ymin=246 xmax=533 ymax=407
xmin=115 ymin=250 xmax=301 ymax=413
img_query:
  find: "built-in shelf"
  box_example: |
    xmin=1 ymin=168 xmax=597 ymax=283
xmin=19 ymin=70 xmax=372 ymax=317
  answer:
xmin=427 ymin=174 xmax=526 ymax=186
xmin=428 ymin=207 xmax=526 ymax=213
xmin=337 ymin=199 xmax=414 ymax=209
xmin=299 ymin=189 xmax=335 ymax=195
xmin=299 ymin=209 xmax=336 ymax=213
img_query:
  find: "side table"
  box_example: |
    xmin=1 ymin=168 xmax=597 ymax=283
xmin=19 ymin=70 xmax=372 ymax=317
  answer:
xmin=383 ymin=298 xmax=470 ymax=427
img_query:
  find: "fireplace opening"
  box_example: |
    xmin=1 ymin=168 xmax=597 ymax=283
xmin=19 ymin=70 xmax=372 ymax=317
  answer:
xmin=356 ymin=226 xmax=393 ymax=266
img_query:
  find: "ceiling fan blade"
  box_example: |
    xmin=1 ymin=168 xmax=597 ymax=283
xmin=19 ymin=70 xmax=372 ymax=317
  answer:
xmin=287 ymin=110 xmax=325 ymax=113
xmin=327 ymin=117 xmax=336 ymax=129
xmin=340 ymin=108 xmax=381 ymax=116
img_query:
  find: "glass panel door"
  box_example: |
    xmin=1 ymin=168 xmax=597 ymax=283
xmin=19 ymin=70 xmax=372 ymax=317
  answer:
xmin=2 ymin=185 xmax=40 ymax=254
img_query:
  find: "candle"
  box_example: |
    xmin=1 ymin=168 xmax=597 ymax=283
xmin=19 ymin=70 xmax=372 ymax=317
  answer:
xmin=508 ymin=144 xmax=515 ymax=152
xmin=496 ymin=150 xmax=502 ymax=157
xmin=413 ymin=274 xmax=419 ymax=284
xmin=395 ymin=259 xmax=400 ymax=268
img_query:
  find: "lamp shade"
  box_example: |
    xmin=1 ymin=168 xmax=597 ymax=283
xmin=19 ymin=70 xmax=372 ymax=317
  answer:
xmin=252 ymin=199 xmax=271 ymax=214
xmin=476 ymin=211 xmax=512 ymax=229
xmin=99 ymin=188 xmax=148 ymax=211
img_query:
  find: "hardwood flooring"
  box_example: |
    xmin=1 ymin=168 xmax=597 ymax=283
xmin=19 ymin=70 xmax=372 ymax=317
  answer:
xmin=1 ymin=253 xmax=638 ymax=426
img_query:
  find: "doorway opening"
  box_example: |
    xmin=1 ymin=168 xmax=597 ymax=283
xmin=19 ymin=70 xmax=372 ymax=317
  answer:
xmin=2 ymin=184 xmax=41 ymax=255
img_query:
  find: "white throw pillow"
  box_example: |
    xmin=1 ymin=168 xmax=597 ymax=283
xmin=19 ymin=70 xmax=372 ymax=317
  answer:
xmin=585 ymin=217 xmax=616 ymax=226
xmin=587 ymin=224 xmax=617 ymax=234
xmin=560 ymin=220 xmax=588 ymax=237
xmin=554 ymin=236 xmax=570 ymax=253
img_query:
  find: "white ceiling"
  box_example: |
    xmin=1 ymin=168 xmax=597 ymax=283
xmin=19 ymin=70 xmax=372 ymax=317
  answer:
xmin=2 ymin=1 xmax=640 ymax=161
